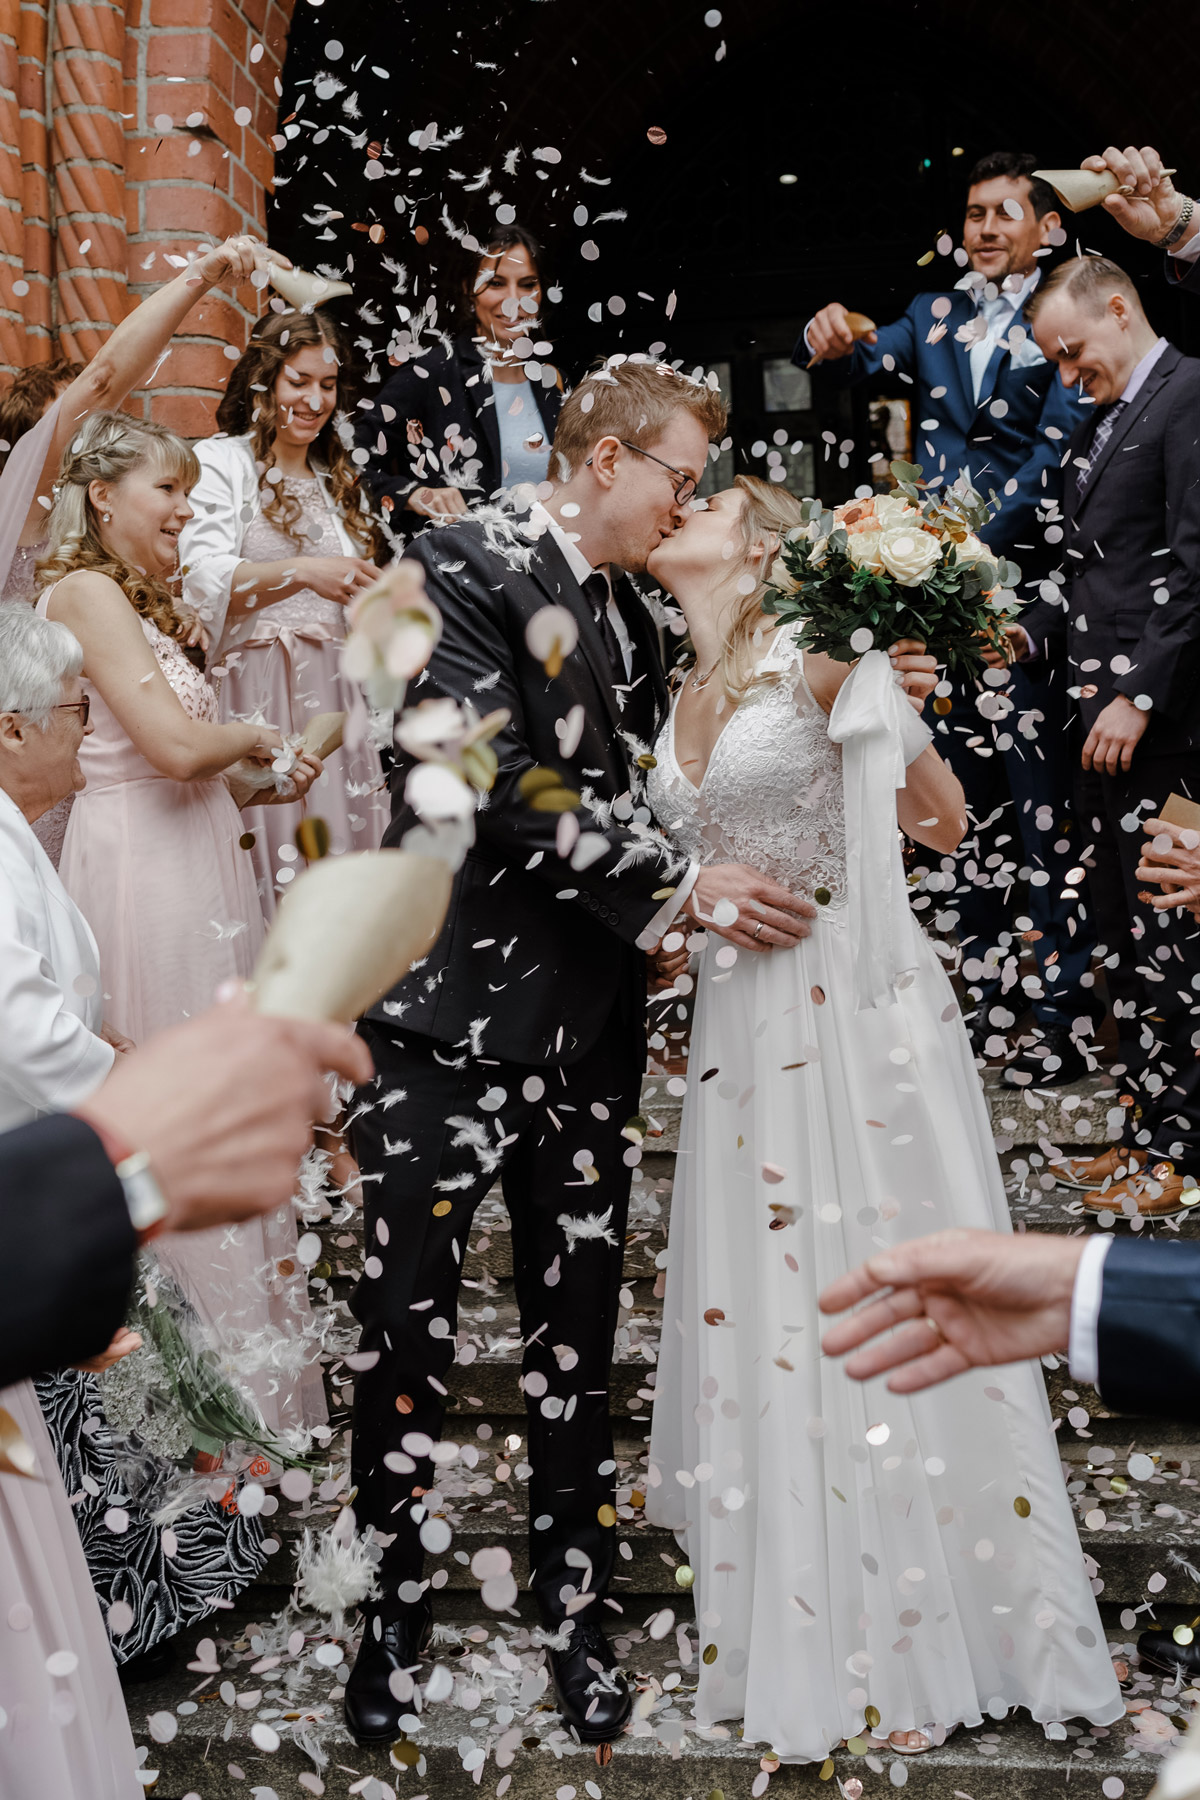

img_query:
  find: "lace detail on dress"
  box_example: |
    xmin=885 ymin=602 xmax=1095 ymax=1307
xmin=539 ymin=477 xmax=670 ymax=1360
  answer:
xmin=144 ymin=619 xmax=218 ymax=723
xmin=232 ymin=475 xmax=348 ymax=640
xmin=646 ymin=630 xmax=848 ymax=904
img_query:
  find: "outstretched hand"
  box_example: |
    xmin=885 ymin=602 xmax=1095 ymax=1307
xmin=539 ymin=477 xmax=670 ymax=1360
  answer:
xmin=818 ymin=1228 xmax=1086 ymax=1393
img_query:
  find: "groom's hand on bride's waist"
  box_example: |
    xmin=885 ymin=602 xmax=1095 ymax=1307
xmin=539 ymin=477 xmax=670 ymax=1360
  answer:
xmin=683 ymin=865 xmax=816 ymax=952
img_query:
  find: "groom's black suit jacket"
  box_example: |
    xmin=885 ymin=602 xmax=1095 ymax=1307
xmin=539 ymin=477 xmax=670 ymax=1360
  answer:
xmin=368 ymin=512 xmax=677 ymax=1065
xmin=1097 ymin=1238 xmax=1200 ymax=1421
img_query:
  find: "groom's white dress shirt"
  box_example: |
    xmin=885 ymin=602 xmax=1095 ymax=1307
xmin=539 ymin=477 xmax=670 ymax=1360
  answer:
xmin=955 ymin=268 xmax=1040 ymax=402
xmin=0 ymin=784 xmax=113 ymax=1131
xmin=527 ymin=503 xmax=698 ymax=946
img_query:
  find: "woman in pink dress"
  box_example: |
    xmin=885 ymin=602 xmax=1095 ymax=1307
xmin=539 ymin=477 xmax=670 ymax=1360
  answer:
xmin=37 ymin=411 xmax=328 ymax=1438
xmin=181 ymin=308 xmax=391 ymax=922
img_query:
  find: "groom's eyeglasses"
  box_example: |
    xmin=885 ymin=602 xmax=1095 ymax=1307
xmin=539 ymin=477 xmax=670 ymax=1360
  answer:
xmin=585 ymin=441 xmax=698 ymax=507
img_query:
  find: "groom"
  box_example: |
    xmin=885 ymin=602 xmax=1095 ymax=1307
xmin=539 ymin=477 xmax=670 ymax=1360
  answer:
xmin=344 ymin=357 xmax=818 ymax=1744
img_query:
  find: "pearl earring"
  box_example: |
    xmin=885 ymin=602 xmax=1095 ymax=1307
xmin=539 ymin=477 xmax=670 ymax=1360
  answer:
xmin=101 ymin=511 xmax=111 ymax=522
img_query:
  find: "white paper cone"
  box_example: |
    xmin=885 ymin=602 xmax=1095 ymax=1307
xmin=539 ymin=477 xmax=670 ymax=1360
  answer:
xmin=268 ymin=263 xmax=353 ymax=310
xmin=251 ymin=850 xmax=451 ymax=1023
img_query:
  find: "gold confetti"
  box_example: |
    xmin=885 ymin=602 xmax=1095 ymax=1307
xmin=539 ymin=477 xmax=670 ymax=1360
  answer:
xmin=818 ymin=1759 xmax=836 ymax=1782
xmin=637 ymin=753 xmax=658 ymax=769
xmin=917 ymin=250 xmax=935 ymax=265
xmin=832 ymin=1485 xmax=847 ymax=1502
xmin=0 ymin=1408 xmax=36 ymax=1478
xmin=630 ymin=1488 xmax=645 ymax=1508
xmin=811 ymin=985 xmax=825 ymax=1004
xmin=276 ymin=1258 xmax=295 ymax=1277
xmin=652 ymin=886 xmax=676 ymax=900
xmin=395 ymin=1394 xmax=413 ymax=1413
xmin=702 ymin=1642 xmax=718 ymax=1664
xmin=847 ymin=1735 xmax=870 ymax=1755
xmin=864 ymin=1705 xmax=881 ymax=1730
xmin=933 ymin=696 xmax=952 ymax=716
xmin=432 ymin=1199 xmax=452 ymax=1216
xmin=675 ymin=1564 xmax=695 ymax=1589
xmin=595 ymin=1744 xmax=613 ymax=1767
xmin=704 ymin=1308 xmax=726 ymax=1325
xmin=238 ymin=830 xmax=256 ymax=849
xmin=1014 ymin=1495 xmax=1031 ymax=1518
xmin=814 ymin=886 xmax=832 ymax=905
xmin=390 ymin=1738 xmax=420 ymax=1768
xmin=647 ymin=126 xmax=668 ymax=144
xmin=597 ymin=1503 xmax=617 ymax=1528
xmin=296 ymin=815 xmax=330 ymax=861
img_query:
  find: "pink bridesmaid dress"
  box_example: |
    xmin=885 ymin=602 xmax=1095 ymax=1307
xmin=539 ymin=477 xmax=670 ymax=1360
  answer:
xmin=36 ymin=587 xmax=327 ymax=1436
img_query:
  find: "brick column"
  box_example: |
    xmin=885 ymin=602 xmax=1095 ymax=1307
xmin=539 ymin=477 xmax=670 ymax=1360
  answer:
xmin=0 ymin=0 xmax=297 ymax=436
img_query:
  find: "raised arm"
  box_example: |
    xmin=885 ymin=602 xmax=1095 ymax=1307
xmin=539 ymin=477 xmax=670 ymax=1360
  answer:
xmin=33 ymin=238 xmax=284 ymax=538
xmin=45 ymin=573 xmax=282 ymax=781
xmin=794 ymin=296 xmax=921 ymax=389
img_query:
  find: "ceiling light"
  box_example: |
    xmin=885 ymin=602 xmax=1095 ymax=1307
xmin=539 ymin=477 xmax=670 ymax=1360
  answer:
xmin=779 ymin=173 xmax=798 ymax=185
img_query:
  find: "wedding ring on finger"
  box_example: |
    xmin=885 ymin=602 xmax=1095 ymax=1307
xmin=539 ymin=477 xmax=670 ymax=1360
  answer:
xmin=753 ymin=921 xmax=765 ymax=940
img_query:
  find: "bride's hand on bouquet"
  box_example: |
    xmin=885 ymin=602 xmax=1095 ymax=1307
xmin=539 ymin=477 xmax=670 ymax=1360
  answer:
xmin=887 ymin=639 xmax=937 ymax=713
xmin=73 ymin=1326 xmax=142 ymax=1375
xmin=684 ymin=864 xmax=816 ymax=952
xmin=818 ymin=1228 xmax=1086 ymax=1393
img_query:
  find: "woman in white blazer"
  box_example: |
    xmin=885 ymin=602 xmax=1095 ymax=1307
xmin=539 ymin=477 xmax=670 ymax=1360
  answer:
xmin=180 ymin=308 xmax=391 ymax=922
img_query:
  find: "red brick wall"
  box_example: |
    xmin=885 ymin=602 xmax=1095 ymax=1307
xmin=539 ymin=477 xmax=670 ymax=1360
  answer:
xmin=0 ymin=0 xmax=295 ymax=436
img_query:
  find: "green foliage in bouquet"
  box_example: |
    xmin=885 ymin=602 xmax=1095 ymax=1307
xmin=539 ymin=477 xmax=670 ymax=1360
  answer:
xmin=762 ymin=459 xmax=1021 ymax=672
xmin=131 ymin=1257 xmax=324 ymax=1474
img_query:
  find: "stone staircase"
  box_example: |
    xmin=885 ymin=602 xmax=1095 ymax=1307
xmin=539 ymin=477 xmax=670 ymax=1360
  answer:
xmin=140 ymin=1068 xmax=1200 ymax=1800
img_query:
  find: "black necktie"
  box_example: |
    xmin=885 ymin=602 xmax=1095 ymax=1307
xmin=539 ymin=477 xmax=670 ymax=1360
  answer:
xmin=583 ymin=571 xmax=626 ymax=680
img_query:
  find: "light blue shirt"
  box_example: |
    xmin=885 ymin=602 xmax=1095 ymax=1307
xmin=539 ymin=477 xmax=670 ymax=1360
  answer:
xmin=495 ymin=381 xmax=550 ymax=491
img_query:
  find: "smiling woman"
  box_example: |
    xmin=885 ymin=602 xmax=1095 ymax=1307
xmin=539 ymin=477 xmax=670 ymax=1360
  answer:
xmin=179 ymin=308 xmax=391 ymax=923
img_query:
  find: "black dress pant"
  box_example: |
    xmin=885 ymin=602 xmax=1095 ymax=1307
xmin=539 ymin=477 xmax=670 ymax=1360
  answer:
xmin=1078 ymin=752 xmax=1200 ymax=1168
xmin=349 ymin=1003 xmax=644 ymax=1625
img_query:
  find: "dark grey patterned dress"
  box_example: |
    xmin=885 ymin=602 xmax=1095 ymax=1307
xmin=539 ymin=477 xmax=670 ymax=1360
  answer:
xmin=35 ymin=1369 xmax=265 ymax=1664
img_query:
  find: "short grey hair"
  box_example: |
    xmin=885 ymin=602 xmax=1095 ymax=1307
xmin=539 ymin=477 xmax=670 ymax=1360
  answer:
xmin=0 ymin=603 xmax=83 ymax=728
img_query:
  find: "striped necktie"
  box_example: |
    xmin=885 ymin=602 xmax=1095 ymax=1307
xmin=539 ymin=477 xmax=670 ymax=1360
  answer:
xmin=1075 ymin=399 xmax=1128 ymax=496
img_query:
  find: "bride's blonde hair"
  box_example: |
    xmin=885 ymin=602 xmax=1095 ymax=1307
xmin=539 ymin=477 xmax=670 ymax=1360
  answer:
xmin=38 ymin=413 xmax=204 ymax=670
xmin=713 ymin=474 xmax=808 ymax=702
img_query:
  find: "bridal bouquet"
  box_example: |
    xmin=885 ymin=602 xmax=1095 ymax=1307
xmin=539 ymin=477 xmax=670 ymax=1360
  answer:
xmin=762 ymin=459 xmax=1021 ymax=671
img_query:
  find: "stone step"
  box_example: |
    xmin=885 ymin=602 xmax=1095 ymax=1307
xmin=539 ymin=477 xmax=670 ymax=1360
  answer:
xmin=137 ymin=1604 xmax=1166 ymax=1800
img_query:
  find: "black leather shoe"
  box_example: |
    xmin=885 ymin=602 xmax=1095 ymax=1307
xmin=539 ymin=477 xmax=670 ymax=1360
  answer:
xmin=1002 ymin=1023 xmax=1092 ymax=1088
xmin=1137 ymin=1624 xmax=1200 ymax=1680
xmin=344 ymin=1599 xmax=433 ymax=1744
xmin=547 ymin=1619 xmax=632 ymax=1743
xmin=118 ymin=1639 xmax=176 ymax=1687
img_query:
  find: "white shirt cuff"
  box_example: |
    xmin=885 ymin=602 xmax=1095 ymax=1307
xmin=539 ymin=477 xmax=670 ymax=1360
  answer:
xmin=1067 ymin=1233 xmax=1114 ymax=1388
xmin=1170 ymin=228 xmax=1200 ymax=265
xmin=636 ymin=861 xmax=699 ymax=950
xmin=802 ymin=318 xmax=817 ymax=357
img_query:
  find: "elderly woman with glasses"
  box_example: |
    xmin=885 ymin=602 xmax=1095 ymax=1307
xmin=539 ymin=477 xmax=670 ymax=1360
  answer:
xmin=0 ymin=604 xmax=147 ymax=1797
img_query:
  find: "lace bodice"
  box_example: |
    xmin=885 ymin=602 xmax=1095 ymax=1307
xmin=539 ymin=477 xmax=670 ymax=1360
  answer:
xmin=646 ymin=631 xmax=848 ymax=904
xmin=231 ymin=475 xmax=349 ymax=643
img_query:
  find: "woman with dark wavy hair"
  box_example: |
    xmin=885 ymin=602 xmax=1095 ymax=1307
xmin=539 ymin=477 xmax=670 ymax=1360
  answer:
xmin=181 ymin=308 xmax=391 ymax=920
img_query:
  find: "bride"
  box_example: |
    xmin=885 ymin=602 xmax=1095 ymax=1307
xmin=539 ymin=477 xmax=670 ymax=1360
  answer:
xmin=643 ymin=477 xmax=1122 ymax=1761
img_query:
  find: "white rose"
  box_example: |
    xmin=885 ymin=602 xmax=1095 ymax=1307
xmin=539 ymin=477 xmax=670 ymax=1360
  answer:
xmin=953 ymin=532 xmax=999 ymax=586
xmin=873 ymin=494 xmax=919 ymax=529
xmin=878 ymin=527 xmax=940 ymax=587
xmin=845 ymin=527 xmax=884 ymax=574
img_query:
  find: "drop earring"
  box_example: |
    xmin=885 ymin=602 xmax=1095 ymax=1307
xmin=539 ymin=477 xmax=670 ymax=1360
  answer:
xmin=101 ymin=511 xmax=111 ymax=522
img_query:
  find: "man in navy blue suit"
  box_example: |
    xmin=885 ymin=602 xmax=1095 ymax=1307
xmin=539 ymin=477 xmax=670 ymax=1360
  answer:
xmin=798 ymin=151 xmax=1094 ymax=1090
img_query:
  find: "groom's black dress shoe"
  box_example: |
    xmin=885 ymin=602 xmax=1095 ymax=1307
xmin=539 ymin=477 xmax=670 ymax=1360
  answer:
xmin=1137 ymin=1624 xmax=1200 ymax=1680
xmin=344 ymin=1599 xmax=433 ymax=1744
xmin=547 ymin=1619 xmax=632 ymax=1743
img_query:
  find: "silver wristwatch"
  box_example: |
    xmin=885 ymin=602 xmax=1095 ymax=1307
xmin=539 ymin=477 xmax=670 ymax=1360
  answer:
xmin=115 ymin=1148 xmax=169 ymax=1235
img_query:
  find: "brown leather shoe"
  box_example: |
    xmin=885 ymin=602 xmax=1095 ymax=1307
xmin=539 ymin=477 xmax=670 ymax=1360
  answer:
xmin=1081 ymin=1161 xmax=1199 ymax=1219
xmin=1051 ymin=1146 xmax=1146 ymax=1192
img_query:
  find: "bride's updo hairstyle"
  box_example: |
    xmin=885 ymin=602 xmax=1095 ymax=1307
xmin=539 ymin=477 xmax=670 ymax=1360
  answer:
xmin=716 ymin=474 xmax=807 ymax=703
xmin=38 ymin=412 xmax=206 ymax=669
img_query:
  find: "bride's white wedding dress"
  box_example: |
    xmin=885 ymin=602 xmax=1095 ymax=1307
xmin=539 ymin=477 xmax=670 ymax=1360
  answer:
xmin=644 ymin=631 xmax=1121 ymax=1761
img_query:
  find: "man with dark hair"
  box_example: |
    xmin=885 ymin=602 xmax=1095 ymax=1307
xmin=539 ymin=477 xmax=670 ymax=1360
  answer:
xmin=799 ymin=151 xmax=1095 ymax=1089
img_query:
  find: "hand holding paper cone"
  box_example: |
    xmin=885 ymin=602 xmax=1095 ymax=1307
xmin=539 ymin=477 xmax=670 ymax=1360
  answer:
xmin=251 ymin=849 xmax=452 ymax=1024
xmin=297 ymin=711 xmax=345 ymax=762
xmin=807 ymin=311 xmax=877 ymax=369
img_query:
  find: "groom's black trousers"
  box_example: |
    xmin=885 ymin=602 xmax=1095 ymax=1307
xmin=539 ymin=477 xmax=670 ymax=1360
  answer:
xmin=349 ymin=1004 xmax=644 ymax=1625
